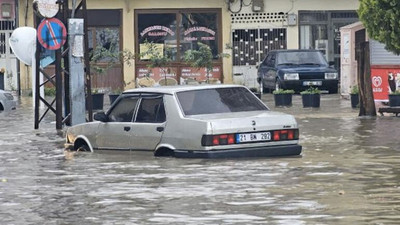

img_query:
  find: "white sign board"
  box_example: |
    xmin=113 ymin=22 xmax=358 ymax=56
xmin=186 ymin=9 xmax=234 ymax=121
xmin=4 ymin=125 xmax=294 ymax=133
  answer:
xmin=36 ymin=0 xmax=59 ymax=18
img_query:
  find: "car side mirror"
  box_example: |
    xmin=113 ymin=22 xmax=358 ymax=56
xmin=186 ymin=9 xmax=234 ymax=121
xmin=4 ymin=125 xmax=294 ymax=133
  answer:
xmin=329 ymin=61 xmax=335 ymax=66
xmin=94 ymin=111 xmax=108 ymax=122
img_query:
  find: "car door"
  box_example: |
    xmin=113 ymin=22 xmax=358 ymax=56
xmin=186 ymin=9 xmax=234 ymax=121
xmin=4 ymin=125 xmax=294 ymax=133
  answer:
xmin=96 ymin=95 xmax=139 ymax=150
xmin=264 ymin=52 xmax=278 ymax=88
xmin=130 ymin=94 xmax=166 ymax=151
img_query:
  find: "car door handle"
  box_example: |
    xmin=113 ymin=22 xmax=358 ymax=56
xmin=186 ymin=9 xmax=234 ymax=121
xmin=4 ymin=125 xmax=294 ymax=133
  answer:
xmin=156 ymin=127 xmax=164 ymax=132
xmin=124 ymin=126 xmax=131 ymax=132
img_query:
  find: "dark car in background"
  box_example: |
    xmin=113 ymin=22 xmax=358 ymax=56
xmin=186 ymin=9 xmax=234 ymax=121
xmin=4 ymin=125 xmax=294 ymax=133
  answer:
xmin=257 ymin=49 xmax=339 ymax=93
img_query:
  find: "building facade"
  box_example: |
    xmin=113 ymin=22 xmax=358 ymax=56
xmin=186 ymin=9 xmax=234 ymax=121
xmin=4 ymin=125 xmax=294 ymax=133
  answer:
xmin=16 ymin=0 xmax=360 ymax=93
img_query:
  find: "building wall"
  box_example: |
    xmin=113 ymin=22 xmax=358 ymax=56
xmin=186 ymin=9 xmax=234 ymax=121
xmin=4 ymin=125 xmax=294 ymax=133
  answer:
xmin=17 ymin=0 xmax=359 ymax=92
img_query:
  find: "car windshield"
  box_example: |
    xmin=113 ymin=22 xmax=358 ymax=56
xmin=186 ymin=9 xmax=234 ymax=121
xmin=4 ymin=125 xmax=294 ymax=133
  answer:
xmin=176 ymin=87 xmax=268 ymax=116
xmin=276 ymin=51 xmax=327 ymax=66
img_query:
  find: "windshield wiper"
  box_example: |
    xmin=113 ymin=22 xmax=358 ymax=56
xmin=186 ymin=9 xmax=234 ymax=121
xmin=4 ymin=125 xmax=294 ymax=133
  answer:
xmin=277 ymin=63 xmax=297 ymax=66
xmin=299 ymin=63 xmax=321 ymax=66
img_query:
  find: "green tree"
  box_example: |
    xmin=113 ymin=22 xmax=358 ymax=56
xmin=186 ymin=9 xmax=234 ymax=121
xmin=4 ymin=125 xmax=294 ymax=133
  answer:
xmin=358 ymin=0 xmax=400 ymax=55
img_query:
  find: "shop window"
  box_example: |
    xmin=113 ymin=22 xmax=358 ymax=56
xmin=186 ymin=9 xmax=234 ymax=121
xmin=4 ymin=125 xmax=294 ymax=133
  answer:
xmin=88 ymin=27 xmax=120 ymax=63
xmin=136 ymin=10 xmax=220 ymax=62
xmin=300 ymin=25 xmax=328 ymax=54
xmin=138 ymin=13 xmax=177 ymax=61
xmin=180 ymin=12 xmax=219 ymax=59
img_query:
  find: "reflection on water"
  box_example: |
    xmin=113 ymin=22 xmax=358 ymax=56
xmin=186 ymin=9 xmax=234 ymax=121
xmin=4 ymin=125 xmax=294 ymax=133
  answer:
xmin=0 ymin=95 xmax=400 ymax=224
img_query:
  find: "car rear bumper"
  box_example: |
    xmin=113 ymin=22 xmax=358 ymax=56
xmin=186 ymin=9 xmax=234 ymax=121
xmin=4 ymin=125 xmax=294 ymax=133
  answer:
xmin=173 ymin=144 xmax=302 ymax=158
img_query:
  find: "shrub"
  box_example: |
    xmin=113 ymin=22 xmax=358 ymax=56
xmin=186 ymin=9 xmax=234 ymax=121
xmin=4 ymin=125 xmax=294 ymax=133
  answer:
xmin=300 ymin=86 xmax=321 ymax=95
xmin=273 ymin=89 xmax=295 ymax=94
xmin=350 ymin=85 xmax=359 ymax=94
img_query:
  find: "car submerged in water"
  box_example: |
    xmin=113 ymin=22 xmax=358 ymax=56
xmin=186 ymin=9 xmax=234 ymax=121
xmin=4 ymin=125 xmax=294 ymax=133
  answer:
xmin=65 ymin=85 xmax=302 ymax=158
xmin=0 ymin=89 xmax=16 ymax=111
xmin=257 ymin=49 xmax=339 ymax=93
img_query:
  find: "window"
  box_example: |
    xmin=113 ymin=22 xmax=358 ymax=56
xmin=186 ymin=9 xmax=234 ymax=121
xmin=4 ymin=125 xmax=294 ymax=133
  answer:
xmin=88 ymin=27 xmax=120 ymax=63
xmin=136 ymin=9 xmax=221 ymax=61
xmin=138 ymin=13 xmax=177 ymax=60
xmin=180 ymin=12 xmax=219 ymax=59
xmin=136 ymin=96 xmax=166 ymax=123
xmin=108 ymin=96 xmax=139 ymax=122
xmin=75 ymin=9 xmax=122 ymax=63
xmin=177 ymin=87 xmax=267 ymax=116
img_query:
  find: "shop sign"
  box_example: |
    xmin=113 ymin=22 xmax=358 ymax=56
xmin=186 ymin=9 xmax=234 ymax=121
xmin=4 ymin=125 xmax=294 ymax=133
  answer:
xmin=180 ymin=66 xmax=221 ymax=84
xmin=136 ymin=67 xmax=178 ymax=87
xmin=184 ymin=26 xmax=216 ymax=41
xmin=371 ymin=67 xmax=400 ymax=101
xmin=140 ymin=25 xmax=175 ymax=37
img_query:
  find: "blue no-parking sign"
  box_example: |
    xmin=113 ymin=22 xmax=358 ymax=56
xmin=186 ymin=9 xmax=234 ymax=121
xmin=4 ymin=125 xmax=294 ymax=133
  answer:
xmin=37 ymin=18 xmax=67 ymax=50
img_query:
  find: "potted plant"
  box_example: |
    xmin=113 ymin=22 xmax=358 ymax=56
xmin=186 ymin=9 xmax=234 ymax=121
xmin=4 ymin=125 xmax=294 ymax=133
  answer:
xmin=273 ymin=89 xmax=295 ymax=106
xmin=300 ymin=86 xmax=321 ymax=108
xmin=108 ymin=88 xmax=123 ymax=105
xmin=91 ymin=88 xmax=104 ymax=110
xmin=389 ymin=90 xmax=400 ymax=107
xmin=350 ymin=85 xmax=359 ymax=108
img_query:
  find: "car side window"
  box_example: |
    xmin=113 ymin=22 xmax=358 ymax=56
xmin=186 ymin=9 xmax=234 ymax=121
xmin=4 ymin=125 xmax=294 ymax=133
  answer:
xmin=267 ymin=53 xmax=275 ymax=67
xmin=108 ymin=96 xmax=139 ymax=122
xmin=135 ymin=96 xmax=166 ymax=123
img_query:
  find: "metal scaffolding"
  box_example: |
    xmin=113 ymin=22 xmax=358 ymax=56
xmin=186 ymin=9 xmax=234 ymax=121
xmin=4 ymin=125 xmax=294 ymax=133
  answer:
xmin=33 ymin=0 xmax=92 ymax=130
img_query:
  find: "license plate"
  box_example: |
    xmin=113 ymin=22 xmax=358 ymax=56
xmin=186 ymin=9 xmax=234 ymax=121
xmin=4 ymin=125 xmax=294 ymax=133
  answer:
xmin=303 ymin=81 xmax=322 ymax=86
xmin=236 ymin=132 xmax=271 ymax=143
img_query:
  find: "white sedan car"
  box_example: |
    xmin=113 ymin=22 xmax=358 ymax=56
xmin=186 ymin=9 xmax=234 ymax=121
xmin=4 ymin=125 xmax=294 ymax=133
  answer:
xmin=0 ymin=89 xmax=16 ymax=111
xmin=65 ymin=85 xmax=302 ymax=158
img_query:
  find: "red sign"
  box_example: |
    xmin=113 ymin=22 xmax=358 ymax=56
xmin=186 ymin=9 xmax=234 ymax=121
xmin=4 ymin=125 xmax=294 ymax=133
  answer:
xmin=136 ymin=67 xmax=178 ymax=87
xmin=180 ymin=66 xmax=222 ymax=84
xmin=371 ymin=66 xmax=400 ymax=101
xmin=136 ymin=66 xmax=222 ymax=87
xmin=37 ymin=18 xmax=67 ymax=50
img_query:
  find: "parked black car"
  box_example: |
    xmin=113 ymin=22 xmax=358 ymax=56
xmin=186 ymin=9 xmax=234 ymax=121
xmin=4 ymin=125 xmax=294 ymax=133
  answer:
xmin=257 ymin=49 xmax=339 ymax=93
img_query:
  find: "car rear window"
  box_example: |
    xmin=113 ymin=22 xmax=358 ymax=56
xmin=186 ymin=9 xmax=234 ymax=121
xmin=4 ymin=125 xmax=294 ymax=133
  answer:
xmin=176 ymin=87 xmax=268 ymax=116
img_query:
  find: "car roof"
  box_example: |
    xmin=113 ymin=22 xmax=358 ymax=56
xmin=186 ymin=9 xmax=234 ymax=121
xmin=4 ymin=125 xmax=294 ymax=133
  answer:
xmin=124 ymin=84 xmax=247 ymax=95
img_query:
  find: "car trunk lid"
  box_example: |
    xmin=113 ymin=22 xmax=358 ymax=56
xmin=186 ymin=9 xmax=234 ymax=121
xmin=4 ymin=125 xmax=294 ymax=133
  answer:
xmin=188 ymin=111 xmax=297 ymax=134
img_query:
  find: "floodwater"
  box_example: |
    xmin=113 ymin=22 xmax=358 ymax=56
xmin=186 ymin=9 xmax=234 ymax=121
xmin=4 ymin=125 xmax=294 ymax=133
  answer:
xmin=0 ymin=94 xmax=399 ymax=225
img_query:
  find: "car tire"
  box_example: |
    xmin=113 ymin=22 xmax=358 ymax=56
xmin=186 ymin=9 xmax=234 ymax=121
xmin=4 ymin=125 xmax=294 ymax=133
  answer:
xmin=76 ymin=144 xmax=90 ymax=152
xmin=329 ymin=87 xmax=338 ymax=94
xmin=275 ymin=80 xmax=281 ymax=91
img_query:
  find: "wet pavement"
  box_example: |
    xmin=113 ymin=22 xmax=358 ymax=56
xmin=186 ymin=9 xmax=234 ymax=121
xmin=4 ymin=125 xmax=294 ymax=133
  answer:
xmin=1 ymin=94 xmax=400 ymax=224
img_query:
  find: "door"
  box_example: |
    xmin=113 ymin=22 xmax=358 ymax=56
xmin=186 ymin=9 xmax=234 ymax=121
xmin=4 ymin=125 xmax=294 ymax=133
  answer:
xmin=131 ymin=95 xmax=166 ymax=151
xmin=96 ymin=95 xmax=139 ymax=150
xmin=232 ymin=28 xmax=287 ymax=91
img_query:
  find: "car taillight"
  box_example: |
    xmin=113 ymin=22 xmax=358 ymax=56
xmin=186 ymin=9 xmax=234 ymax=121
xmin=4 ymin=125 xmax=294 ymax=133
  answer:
xmin=203 ymin=134 xmax=235 ymax=146
xmin=273 ymin=129 xmax=299 ymax=141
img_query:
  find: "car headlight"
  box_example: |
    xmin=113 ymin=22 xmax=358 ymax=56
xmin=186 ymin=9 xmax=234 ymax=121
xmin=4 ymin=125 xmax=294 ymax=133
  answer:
xmin=325 ymin=72 xmax=338 ymax=80
xmin=284 ymin=73 xmax=299 ymax=80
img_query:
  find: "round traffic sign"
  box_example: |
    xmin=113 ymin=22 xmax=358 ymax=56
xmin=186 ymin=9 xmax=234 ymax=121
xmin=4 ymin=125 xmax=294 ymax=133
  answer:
xmin=37 ymin=18 xmax=67 ymax=50
xmin=36 ymin=0 xmax=59 ymax=18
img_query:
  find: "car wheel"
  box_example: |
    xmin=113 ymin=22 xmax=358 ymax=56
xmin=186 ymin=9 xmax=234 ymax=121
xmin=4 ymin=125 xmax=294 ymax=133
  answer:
xmin=275 ymin=80 xmax=281 ymax=91
xmin=329 ymin=87 xmax=338 ymax=94
xmin=76 ymin=144 xmax=90 ymax=152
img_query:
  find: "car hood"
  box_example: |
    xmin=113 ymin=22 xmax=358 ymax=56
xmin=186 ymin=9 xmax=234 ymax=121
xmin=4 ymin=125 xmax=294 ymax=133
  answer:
xmin=278 ymin=65 xmax=336 ymax=73
xmin=188 ymin=111 xmax=298 ymax=134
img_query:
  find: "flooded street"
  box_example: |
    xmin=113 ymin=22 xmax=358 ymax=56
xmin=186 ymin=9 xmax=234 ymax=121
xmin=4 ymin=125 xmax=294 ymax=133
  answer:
xmin=1 ymin=94 xmax=399 ymax=225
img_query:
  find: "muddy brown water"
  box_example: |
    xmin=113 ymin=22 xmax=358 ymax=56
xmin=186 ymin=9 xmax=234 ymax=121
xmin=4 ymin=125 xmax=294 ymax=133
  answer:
xmin=0 ymin=95 xmax=399 ymax=224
